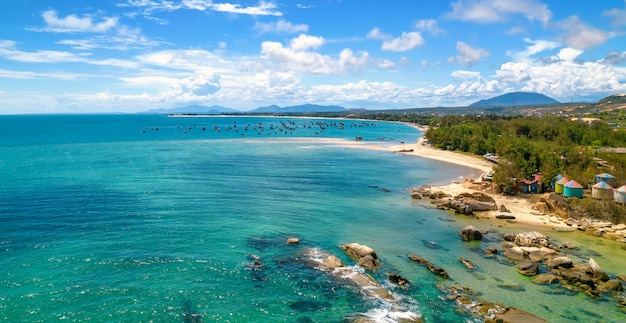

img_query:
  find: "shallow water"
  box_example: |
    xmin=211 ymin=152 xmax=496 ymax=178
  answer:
xmin=0 ymin=115 xmax=624 ymax=322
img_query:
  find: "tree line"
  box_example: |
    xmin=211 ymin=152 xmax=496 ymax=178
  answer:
xmin=421 ymin=115 xmax=626 ymax=188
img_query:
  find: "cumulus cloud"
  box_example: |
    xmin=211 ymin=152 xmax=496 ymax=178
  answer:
xmin=254 ymin=19 xmax=308 ymax=34
xmin=33 ymin=10 xmax=118 ymax=33
xmin=367 ymin=28 xmax=424 ymax=52
xmin=260 ymin=34 xmax=370 ymax=74
xmin=381 ymin=32 xmax=424 ymax=52
xmin=289 ymin=34 xmax=324 ymax=51
xmin=447 ymin=0 xmax=552 ymax=25
xmin=448 ymin=41 xmax=489 ymax=65
xmin=557 ymin=16 xmax=609 ymax=50
xmin=177 ymin=74 xmax=221 ymax=95
xmin=506 ymin=38 xmax=560 ymax=62
xmin=415 ymin=19 xmax=445 ymax=35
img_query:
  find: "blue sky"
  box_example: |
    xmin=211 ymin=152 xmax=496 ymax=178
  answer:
xmin=1 ymin=0 xmax=625 ymax=113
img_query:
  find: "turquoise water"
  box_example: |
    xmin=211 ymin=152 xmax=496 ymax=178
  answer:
xmin=0 ymin=115 xmax=625 ymax=322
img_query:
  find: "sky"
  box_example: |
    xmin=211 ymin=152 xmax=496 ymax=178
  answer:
xmin=1 ymin=0 xmax=626 ymax=114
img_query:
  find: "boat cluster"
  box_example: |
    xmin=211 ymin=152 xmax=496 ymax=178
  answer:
xmin=143 ymin=119 xmax=380 ymax=136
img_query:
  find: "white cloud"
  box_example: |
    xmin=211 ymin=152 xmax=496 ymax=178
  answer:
xmin=381 ymin=32 xmax=424 ymax=52
xmin=603 ymin=3 xmax=626 ymax=26
xmin=0 ymin=40 xmax=140 ymax=68
xmin=260 ymin=36 xmax=370 ymax=75
xmin=290 ymin=34 xmax=324 ymax=51
xmin=34 ymin=10 xmax=119 ymax=33
xmin=415 ymin=19 xmax=445 ymax=35
xmin=556 ymin=47 xmax=583 ymax=62
xmin=211 ymin=1 xmax=281 ymax=16
xmin=367 ymin=28 xmax=424 ymax=52
xmin=0 ymin=69 xmax=86 ymax=80
xmin=120 ymin=0 xmax=282 ymax=16
xmin=254 ymin=19 xmax=308 ymax=34
xmin=447 ymin=0 xmax=552 ymax=25
xmin=366 ymin=27 xmax=390 ymax=40
xmin=451 ymin=70 xmax=481 ymax=79
xmin=0 ymin=40 xmax=85 ymax=63
xmin=448 ymin=41 xmax=489 ymax=65
xmin=557 ymin=16 xmax=609 ymax=50
xmin=506 ymin=38 xmax=560 ymax=62
xmin=177 ymin=74 xmax=221 ymax=95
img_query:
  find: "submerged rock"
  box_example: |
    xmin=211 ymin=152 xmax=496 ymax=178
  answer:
xmin=408 ymin=254 xmax=450 ymax=279
xmin=386 ymin=273 xmax=411 ymax=287
xmin=458 ymin=257 xmax=476 ymax=271
xmin=460 ymin=225 xmax=483 ymax=242
xmin=531 ymin=273 xmax=560 ymax=284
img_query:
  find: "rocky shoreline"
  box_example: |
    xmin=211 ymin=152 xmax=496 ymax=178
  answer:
xmin=410 ymin=178 xmax=626 ymax=243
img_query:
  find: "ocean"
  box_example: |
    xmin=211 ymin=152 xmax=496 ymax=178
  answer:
xmin=0 ymin=114 xmax=624 ymax=322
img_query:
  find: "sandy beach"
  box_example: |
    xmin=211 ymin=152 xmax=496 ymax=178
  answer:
xmin=381 ymin=129 xmax=570 ymax=230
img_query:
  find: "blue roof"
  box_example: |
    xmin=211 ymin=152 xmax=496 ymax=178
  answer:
xmin=616 ymin=185 xmax=626 ymax=193
xmin=593 ymin=181 xmax=613 ymax=189
xmin=564 ymin=180 xmax=583 ymax=189
xmin=596 ymin=173 xmax=615 ymax=178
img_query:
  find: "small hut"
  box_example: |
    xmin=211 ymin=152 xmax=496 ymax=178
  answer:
xmin=595 ymin=173 xmax=617 ymax=186
xmin=592 ymin=181 xmax=614 ymax=199
xmin=554 ymin=177 xmax=569 ymax=194
xmin=615 ymin=185 xmax=626 ymax=204
xmin=552 ymin=174 xmax=564 ymax=191
xmin=563 ymin=180 xmax=584 ymax=199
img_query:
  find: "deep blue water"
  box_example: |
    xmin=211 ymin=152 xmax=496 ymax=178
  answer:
xmin=0 ymin=115 xmax=624 ymax=322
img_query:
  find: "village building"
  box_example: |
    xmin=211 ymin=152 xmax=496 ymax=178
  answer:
xmin=592 ymin=181 xmax=614 ymax=200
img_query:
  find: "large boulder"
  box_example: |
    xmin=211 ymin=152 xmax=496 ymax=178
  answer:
xmin=514 ymin=231 xmax=549 ymax=248
xmin=340 ymin=243 xmax=380 ymax=270
xmin=460 ymin=225 xmax=483 ymax=242
xmin=517 ymin=260 xmax=539 ymax=276
xmin=321 ymin=255 xmax=345 ymax=270
xmin=547 ymin=256 xmax=573 ymax=269
xmin=491 ymin=308 xmax=547 ymax=323
xmin=503 ymin=246 xmax=526 ymax=261
xmin=589 ymin=258 xmax=610 ymax=282
xmin=539 ymin=193 xmax=576 ymax=218
xmin=454 ymin=192 xmax=498 ymax=211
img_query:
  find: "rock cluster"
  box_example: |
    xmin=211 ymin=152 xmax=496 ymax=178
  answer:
xmin=308 ymin=245 xmax=424 ymax=323
xmin=535 ymin=194 xmax=626 ymax=243
xmin=441 ymin=285 xmax=547 ymax=323
xmin=411 ymin=185 xmax=497 ymax=215
xmin=500 ymin=231 xmax=624 ymax=299
xmin=573 ymin=220 xmax=626 ymax=242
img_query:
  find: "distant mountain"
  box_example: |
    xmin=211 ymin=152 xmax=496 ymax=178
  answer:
xmin=598 ymin=93 xmax=626 ymax=105
xmin=249 ymin=104 xmax=348 ymax=113
xmin=140 ymin=104 xmax=239 ymax=114
xmin=469 ymin=92 xmax=559 ymax=107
